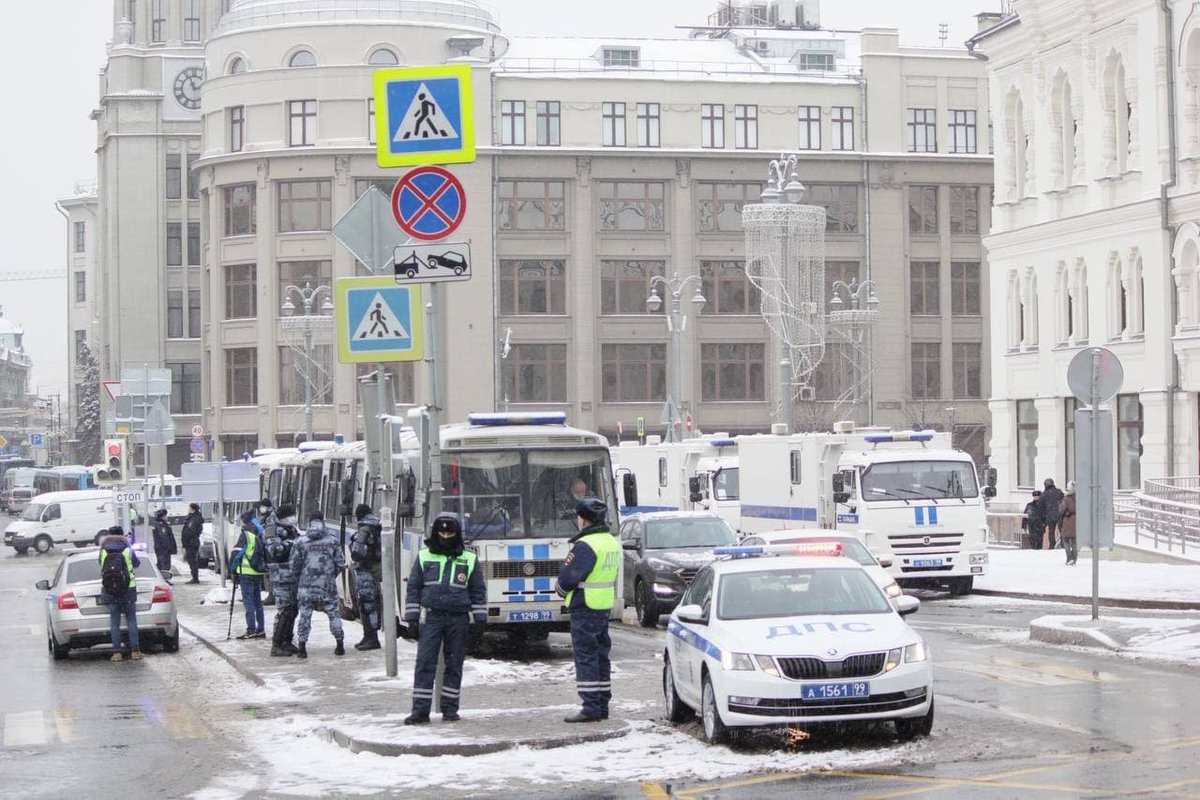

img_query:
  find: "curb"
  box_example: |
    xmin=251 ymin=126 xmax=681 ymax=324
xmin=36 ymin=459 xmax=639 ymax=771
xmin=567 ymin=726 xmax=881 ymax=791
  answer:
xmin=1028 ymin=619 xmax=1123 ymax=650
xmin=971 ymin=589 xmax=1200 ymax=612
xmin=321 ymin=720 xmax=631 ymax=758
xmin=179 ymin=621 xmax=266 ymax=687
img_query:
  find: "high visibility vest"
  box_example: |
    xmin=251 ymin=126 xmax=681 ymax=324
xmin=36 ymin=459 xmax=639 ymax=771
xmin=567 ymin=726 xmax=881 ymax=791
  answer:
xmin=567 ymin=531 xmax=620 ymax=611
xmin=417 ymin=549 xmax=478 ymax=587
xmin=239 ymin=532 xmax=264 ymax=576
xmin=99 ymin=547 xmax=136 ymax=589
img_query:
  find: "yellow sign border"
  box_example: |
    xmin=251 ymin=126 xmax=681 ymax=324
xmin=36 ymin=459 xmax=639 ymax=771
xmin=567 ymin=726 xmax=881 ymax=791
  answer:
xmin=374 ymin=64 xmax=476 ymax=168
xmin=335 ymin=276 xmax=425 ymax=364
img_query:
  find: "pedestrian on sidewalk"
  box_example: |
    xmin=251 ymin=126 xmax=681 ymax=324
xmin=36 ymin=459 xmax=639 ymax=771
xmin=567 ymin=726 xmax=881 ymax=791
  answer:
xmin=1059 ymin=481 xmax=1078 ymax=566
xmin=1021 ymin=490 xmax=1046 ymax=550
xmin=151 ymin=508 xmax=177 ymax=575
xmin=350 ymin=503 xmax=383 ymax=651
xmin=233 ymin=510 xmax=268 ymax=640
xmin=181 ymin=503 xmax=204 ymax=583
xmin=266 ymin=505 xmax=301 ymax=656
xmin=99 ymin=525 xmax=144 ymax=662
xmin=556 ymin=497 xmax=620 ymax=723
xmin=402 ymin=513 xmax=486 ymax=725
xmin=289 ymin=511 xmax=345 ymax=659
xmin=1041 ymin=478 xmax=1065 ymax=549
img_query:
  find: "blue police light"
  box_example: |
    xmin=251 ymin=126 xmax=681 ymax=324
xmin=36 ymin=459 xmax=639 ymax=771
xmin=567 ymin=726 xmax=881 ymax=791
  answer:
xmin=863 ymin=431 xmax=935 ymax=443
xmin=467 ymin=412 xmax=568 ymax=427
xmin=713 ymin=546 xmax=766 ymax=556
xmin=708 ymin=438 xmax=737 ymax=447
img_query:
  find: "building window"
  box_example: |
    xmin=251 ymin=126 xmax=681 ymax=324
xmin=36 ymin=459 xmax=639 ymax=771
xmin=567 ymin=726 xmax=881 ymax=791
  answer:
xmin=907 ymin=108 xmax=938 ymax=153
xmin=911 ymin=342 xmax=941 ymax=399
xmin=168 ymin=362 xmax=201 ymax=415
xmin=602 ymin=47 xmax=640 ymax=68
xmin=908 ymin=185 xmax=938 ymax=234
xmin=701 ymin=104 xmax=725 ymax=149
xmin=1016 ymin=399 xmax=1038 ymax=488
xmin=952 ymin=342 xmax=982 ymax=398
xmin=636 ymin=103 xmax=661 ymax=148
xmin=166 ymin=223 xmax=183 ymax=267
xmin=277 ymin=180 xmax=332 ymax=232
xmin=602 ymin=102 xmax=626 ymax=147
xmin=224 ymin=184 xmax=256 ymax=236
xmin=806 ymin=184 xmax=859 ymax=233
xmin=188 ymin=289 xmax=201 ymax=337
xmin=187 ymin=222 xmax=201 ymax=267
xmin=601 ymin=260 xmax=666 ymax=314
xmin=221 ymin=435 xmax=259 ymax=461
xmin=701 ymin=343 xmax=765 ymax=401
xmin=183 ymin=0 xmax=201 ymax=42
xmin=950 ymin=186 xmax=979 ymax=234
xmin=728 ymin=104 xmax=758 ymax=150
xmin=500 ymin=344 xmax=568 ymax=403
xmin=1117 ymin=394 xmax=1143 ymax=490
xmin=229 ymin=106 xmax=244 ymax=152
xmin=497 ymin=180 xmax=565 ymax=231
xmin=166 ymin=154 xmax=182 ymax=199
xmin=354 ymin=179 xmax=395 ymax=199
xmin=910 ymin=261 xmax=940 ymax=316
xmin=696 ymin=182 xmax=758 ymax=232
xmin=187 ymin=154 xmax=200 ymax=199
xmin=599 ymin=181 xmax=664 ymax=232
xmin=74 ymin=221 xmax=86 ymax=253
xmin=498 ymin=260 xmax=566 ymax=315
xmin=289 ymin=50 xmax=317 ymax=68
xmin=367 ymin=48 xmax=398 ymax=66
xmin=278 ymin=261 xmax=332 ymax=308
xmin=951 ymin=262 xmax=981 ymax=316
xmin=1064 ymin=397 xmax=1077 ymax=484
xmin=700 ymin=261 xmax=759 ymax=314
xmin=74 ymin=272 xmax=86 ymax=303
xmin=225 ymin=264 xmax=257 ymax=319
xmin=795 ymin=52 xmax=834 ymax=71
xmin=74 ymin=330 xmax=87 ymax=359
xmin=949 ymin=109 xmax=977 ymax=154
xmin=288 ymin=100 xmax=317 ymax=147
xmin=798 ymin=105 xmax=821 ymax=150
xmin=167 ymin=290 xmax=184 ymax=338
xmin=151 ymin=0 xmax=165 ymax=42
xmin=536 ymin=101 xmax=561 ymax=146
xmin=500 ymin=100 xmax=526 ymax=146
xmin=831 ymin=106 xmax=854 ymax=150
xmin=601 ymin=343 xmax=666 ymax=401
xmin=279 ymin=346 xmax=333 ymax=405
xmin=228 ymin=56 xmax=246 ymax=75
xmin=225 ymin=348 xmax=258 ymax=407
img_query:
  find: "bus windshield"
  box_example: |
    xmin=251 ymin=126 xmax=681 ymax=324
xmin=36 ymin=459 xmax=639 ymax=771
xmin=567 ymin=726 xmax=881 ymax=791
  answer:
xmin=442 ymin=448 xmax=615 ymax=540
xmin=861 ymin=460 xmax=979 ymax=501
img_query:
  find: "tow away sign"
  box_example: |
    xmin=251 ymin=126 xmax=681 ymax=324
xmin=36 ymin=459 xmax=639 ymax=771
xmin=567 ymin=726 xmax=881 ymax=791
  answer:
xmin=393 ymin=242 xmax=472 ymax=285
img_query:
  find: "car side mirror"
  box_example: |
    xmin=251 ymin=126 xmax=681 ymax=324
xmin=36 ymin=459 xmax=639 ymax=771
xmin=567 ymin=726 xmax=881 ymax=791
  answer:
xmin=621 ymin=538 xmax=640 ymax=551
xmin=895 ymin=595 xmax=920 ymax=616
xmin=831 ymin=473 xmax=849 ymax=504
xmin=877 ymin=556 xmax=893 ymax=569
xmin=622 ymin=473 xmax=638 ymax=508
xmin=35 ymin=580 xmax=49 ymax=591
xmin=985 ymin=467 xmax=997 ymax=488
xmin=688 ymin=476 xmax=703 ymax=503
xmin=675 ymin=603 xmax=707 ymax=625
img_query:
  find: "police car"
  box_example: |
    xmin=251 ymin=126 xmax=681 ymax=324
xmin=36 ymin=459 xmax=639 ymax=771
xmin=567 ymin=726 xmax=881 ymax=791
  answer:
xmin=662 ymin=543 xmax=933 ymax=744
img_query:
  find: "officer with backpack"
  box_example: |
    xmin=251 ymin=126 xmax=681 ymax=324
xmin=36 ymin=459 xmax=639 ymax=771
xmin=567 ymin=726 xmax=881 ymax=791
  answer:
xmin=233 ymin=510 xmax=268 ymax=639
xmin=266 ymin=505 xmax=301 ymax=657
xmin=99 ymin=525 xmax=144 ymax=662
xmin=349 ymin=503 xmax=383 ymax=651
xmin=288 ymin=511 xmax=346 ymax=659
xmin=151 ymin=508 xmax=177 ymax=575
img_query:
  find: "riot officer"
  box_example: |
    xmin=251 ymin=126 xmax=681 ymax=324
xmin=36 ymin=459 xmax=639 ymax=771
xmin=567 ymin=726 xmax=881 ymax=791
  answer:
xmin=556 ymin=497 xmax=620 ymax=723
xmin=266 ymin=505 xmax=301 ymax=657
xmin=402 ymin=513 xmax=486 ymax=725
xmin=349 ymin=503 xmax=383 ymax=651
xmin=288 ymin=511 xmax=345 ymax=658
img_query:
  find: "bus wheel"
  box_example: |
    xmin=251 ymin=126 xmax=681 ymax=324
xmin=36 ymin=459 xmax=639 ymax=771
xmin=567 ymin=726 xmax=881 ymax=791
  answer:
xmin=34 ymin=535 xmax=53 ymax=554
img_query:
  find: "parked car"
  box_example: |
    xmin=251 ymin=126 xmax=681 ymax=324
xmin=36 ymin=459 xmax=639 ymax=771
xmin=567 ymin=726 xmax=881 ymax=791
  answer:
xmin=619 ymin=511 xmax=738 ymax=627
xmin=5 ymin=489 xmax=139 ymax=555
xmin=738 ymin=529 xmax=904 ymax=602
xmin=35 ymin=548 xmax=179 ymax=659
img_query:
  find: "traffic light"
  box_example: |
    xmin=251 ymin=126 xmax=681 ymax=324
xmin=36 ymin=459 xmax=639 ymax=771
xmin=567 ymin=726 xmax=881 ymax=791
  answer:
xmin=96 ymin=439 xmax=127 ymax=486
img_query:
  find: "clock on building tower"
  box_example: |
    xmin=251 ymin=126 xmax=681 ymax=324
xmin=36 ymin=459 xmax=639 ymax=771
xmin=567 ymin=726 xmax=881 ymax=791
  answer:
xmin=173 ymin=66 xmax=203 ymax=111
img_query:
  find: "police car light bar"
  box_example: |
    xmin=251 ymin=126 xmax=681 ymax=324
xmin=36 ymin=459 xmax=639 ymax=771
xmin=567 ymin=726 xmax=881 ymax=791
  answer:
xmin=467 ymin=412 xmax=568 ymax=427
xmin=863 ymin=431 xmax=935 ymax=443
xmin=714 ymin=543 xmax=844 ymax=558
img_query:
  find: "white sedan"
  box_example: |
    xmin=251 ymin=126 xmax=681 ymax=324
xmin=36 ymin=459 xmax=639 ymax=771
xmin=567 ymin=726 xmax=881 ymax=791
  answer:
xmin=662 ymin=547 xmax=933 ymax=744
xmin=739 ymin=530 xmax=903 ymax=602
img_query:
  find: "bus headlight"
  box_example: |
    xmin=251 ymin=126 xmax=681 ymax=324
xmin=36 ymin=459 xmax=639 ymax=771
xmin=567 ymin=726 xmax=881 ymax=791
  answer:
xmin=721 ymin=651 xmax=755 ymax=671
xmin=904 ymin=640 xmax=928 ymax=663
xmin=969 ymin=553 xmax=988 ymax=565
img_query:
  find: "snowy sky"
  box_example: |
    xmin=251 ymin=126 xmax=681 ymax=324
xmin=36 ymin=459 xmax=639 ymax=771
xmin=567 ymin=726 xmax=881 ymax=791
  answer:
xmin=0 ymin=0 xmax=997 ymax=398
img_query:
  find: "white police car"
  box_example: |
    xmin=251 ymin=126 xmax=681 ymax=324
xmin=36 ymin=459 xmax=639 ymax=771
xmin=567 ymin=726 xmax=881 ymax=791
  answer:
xmin=662 ymin=543 xmax=933 ymax=744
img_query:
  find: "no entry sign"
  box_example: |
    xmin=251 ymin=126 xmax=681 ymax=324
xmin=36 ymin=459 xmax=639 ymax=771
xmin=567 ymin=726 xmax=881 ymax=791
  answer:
xmin=390 ymin=165 xmax=467 ymax=241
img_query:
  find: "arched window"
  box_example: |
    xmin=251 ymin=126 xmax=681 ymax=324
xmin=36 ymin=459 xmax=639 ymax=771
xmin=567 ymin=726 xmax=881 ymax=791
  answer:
xmin=228 ymin=56 xmax=247 ymax=75
xmin=368 ymin=48 xmax=399 ymax=66
xmin=1073 ymin=260 xmax=1090 ymax=342
xmin=1051 ymin=72 xmax=1075 ymax=187
xmin=289 ymin=50 xmax=317 ymax=68
xmin=1004 ymin=89 xmax=1029 ymax=200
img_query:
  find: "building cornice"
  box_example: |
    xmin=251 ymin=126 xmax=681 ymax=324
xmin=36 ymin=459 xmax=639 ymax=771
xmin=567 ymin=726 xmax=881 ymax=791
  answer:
xmin=984 ymin=196 xmax=1162 ymax=258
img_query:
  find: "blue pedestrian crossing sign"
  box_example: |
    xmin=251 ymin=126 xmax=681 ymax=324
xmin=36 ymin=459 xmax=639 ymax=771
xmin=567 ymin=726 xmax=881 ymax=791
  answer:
xmin=335 ymin=277 xmax=425 ymax=364
xmin=374 ymin=64 xmax=476 ymax=168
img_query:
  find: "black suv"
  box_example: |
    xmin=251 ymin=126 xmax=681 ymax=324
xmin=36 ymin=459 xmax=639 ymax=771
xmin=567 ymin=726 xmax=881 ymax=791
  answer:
xmin=619 ymin=511 xmax=737 ymax=627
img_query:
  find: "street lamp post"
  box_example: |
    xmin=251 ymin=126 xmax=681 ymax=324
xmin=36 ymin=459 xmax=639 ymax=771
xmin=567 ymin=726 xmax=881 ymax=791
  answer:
xmin=281 ymin=282 xmax=333 ymax=444
xmin=647 ymin=273 xmax=706 ymax=442
xmin=828 ymin=279 xmax=880 ymax=425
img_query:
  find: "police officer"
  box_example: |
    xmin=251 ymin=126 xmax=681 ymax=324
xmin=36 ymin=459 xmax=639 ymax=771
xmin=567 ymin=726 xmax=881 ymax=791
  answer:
xmin=288 ymin=511 xmax=345 ymax=659
xmin=556 ymin=497 xmax=620 ymax=723
xmin=266 ymin=505 xmax=301 ymax=657
xmin=402 ymin=514 xmax=486 ymax=725
xmin=180 ymin=502 xmax=204 ymax=583
xmin=150 ymin=508 xmax=176 ymax=574
xmin=254 ymin=499 xmax=278 ymax=605
xmin=349 ymin=503 xmax=383 ymax=651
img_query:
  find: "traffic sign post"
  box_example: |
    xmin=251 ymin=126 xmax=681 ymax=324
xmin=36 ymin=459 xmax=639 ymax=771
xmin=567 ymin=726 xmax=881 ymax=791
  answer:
xmin=334 ymin=276 xmax=424 ymax=364
xmin=374 ymin=64 xmax=475 ymax=168
xmin=393 ymin=242 xmax=472 ymax=284
xmin=332 ymin=186 xmax=406 ymax=274
xmin=390 ymin=166 xmax=467 ymax=241
xmin=28 ymin=433 xmax=45 ymax=448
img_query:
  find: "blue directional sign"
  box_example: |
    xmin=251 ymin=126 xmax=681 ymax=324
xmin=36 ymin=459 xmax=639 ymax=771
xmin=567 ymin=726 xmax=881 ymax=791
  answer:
xmin=374 ymin=64 xmax=476 ymax=168
xmin=335 ymin=277 xmax=424 ymax=364
xmin=29 ymin=432 xmax=45 ymax=447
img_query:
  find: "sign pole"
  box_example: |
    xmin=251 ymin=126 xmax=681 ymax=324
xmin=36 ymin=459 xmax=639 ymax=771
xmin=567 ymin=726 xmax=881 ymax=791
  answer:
xmin=380 ymin=506 xmax=398 ymax=678
xmin=1089 ymin=350 xmax=1101 ymax=621
xmin=427 ymin=284 xmax=443 ymax=518
xmin=217 ymin=462 xmax=227 ymax=589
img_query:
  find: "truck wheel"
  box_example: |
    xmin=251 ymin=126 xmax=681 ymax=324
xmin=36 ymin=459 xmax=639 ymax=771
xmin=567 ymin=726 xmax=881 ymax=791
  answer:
xmin=701 ymin=672 xmax=728 ymax=744
xmin=948 ymin=577 xmax=973 ymax=597
xmin=636 ymin=581 xmax=659 ymax=628
xmin=34 ymin=535 xmax=53 ymax=554
xmin=663 ymin=654 xmax=693 ymax=722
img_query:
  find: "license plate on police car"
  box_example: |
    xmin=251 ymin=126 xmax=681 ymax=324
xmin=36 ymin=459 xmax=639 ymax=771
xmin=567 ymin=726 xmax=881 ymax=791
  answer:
xmin=913 ymin=558 xmax=944 ymax=568
xmin=801 ymin=681 xmax=870 ymax=700
xmin=507 ymin=610 xmax=552 ymax=622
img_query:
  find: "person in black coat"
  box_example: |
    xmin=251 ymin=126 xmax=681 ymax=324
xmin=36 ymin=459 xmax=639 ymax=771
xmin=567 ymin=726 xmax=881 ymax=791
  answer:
xmin=1040 ymin=478 xmax=1065 ymax=550
xmin=151 ymin=508 xmax=177 ymax=575
xmin=180 ymin=503 xmax=204 ymax=583
xmin=1021 ymin=490 xmax=1045 ymax=550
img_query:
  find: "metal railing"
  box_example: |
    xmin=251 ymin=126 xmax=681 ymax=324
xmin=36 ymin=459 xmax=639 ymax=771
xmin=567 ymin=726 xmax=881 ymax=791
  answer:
xmin=215 ymin=0 xmax=500 ymax=35
xmin=1128 ymin=478 xmax=1200 ymax=555
xmin=986 ymin=511 xmax=1025 ymax=548
xmin=494 ymin=57 xmax=862 ymax=79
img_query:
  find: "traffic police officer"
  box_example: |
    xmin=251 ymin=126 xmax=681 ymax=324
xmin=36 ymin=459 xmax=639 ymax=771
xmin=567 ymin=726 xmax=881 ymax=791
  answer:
xmin=349 ymin=503 xmax=383 ymax=651
xmin=402 ymin=513 xmax=486 ymax=725
xmin=556 ymin=497 xmax=620 ymax=723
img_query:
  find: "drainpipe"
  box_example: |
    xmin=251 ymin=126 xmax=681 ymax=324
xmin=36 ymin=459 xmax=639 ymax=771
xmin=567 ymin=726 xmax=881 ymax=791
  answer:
xmin=55 ymin=201 xmax=71 ymax=445
xmin=857 ymin=72 xmax=874 ymax=424
xmin=1161 ymin=0 xmax=1179 ymax=475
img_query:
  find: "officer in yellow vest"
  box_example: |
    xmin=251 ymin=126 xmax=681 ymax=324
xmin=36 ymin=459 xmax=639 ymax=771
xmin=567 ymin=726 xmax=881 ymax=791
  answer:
xmin=556 ymin=497 xmax=620 ymax=722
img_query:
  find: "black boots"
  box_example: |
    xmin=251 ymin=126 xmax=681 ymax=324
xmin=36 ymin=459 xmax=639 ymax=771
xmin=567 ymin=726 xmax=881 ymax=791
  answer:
xmin=403 ymin=713 xmax=430 ymax=725
xmin=296 ymin=642 xmax=307 ymax=659
xmin=270 ymin=645 xmax=293 ymax=657
xmin=354 ymin=629 xmax=381 ymax=651
xmin=334 ymin=638 xmax=345 ymax=656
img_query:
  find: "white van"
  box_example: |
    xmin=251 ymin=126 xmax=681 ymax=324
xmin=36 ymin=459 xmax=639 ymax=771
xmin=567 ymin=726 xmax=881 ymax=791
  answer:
xmin=3 ymin=489 xmax=137 ymax=555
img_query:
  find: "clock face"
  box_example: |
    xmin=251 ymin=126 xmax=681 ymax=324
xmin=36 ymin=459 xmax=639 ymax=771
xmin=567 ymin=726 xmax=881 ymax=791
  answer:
xmin=173 ymin=67 xmax=203 ymax=111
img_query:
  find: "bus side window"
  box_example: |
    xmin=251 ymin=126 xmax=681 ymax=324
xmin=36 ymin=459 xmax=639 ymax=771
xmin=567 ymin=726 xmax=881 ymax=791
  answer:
xmin=789 ymin=451 xmax=801 ymax=485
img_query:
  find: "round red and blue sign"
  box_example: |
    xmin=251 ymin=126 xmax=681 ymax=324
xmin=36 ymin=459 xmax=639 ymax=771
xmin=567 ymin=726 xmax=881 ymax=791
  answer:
xmin=390 ymin=165 xmax=467 ymax=241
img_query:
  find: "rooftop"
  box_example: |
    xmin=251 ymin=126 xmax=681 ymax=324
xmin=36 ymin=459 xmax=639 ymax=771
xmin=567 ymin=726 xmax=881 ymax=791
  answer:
xmin=215 ymin=0 xmax=501 ymax=36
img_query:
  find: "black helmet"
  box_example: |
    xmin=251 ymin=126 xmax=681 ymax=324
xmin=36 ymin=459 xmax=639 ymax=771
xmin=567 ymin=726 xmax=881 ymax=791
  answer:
xmin=154 ymin=508 xmax=168 ymax=518
xmin=355 ymin=503 xmax=373 ymax=522
xmin=188 ymin=502 xmax=200 ymax=512
xmin=430 ymin=513 xmax=462 ymax=535
xmin=575 ymin=497 xmax=608 ymax=525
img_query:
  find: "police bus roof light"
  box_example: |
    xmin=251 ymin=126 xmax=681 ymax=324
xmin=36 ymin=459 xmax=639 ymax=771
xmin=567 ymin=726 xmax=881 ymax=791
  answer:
xmin=466 ymin=412 xmax=568 ymax=427
xmin=863 ymin=431 xmax=935 ymax=444
xmin=708 ymin=438 xmax=737 ymax=447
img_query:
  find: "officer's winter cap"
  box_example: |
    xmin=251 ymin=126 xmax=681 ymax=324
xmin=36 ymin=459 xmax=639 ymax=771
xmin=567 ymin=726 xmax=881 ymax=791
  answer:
xmin=431 ymin=514 xmax=462 ymax=535
xmin=575 ymin=497 xmax=608 ymax=525
xmin=355 ymin=503 xmax=373 ymax=522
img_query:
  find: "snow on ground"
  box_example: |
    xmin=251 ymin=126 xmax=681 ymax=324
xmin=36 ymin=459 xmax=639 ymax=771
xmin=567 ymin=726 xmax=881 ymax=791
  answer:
xmin=978 ymin=548 xmax=1200 ymax=604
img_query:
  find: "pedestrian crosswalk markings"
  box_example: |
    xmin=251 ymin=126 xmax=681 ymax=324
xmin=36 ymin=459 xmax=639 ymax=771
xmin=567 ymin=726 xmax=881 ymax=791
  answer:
xmin=352 ymin=293 xmax=410 ymax=340
xmin=395 ymin=83 xmax=459 ymax=142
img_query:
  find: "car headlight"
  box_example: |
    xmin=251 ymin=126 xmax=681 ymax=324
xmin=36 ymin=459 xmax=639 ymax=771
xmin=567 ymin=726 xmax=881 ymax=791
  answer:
xmin=721 ymin=651 xmax=755 ymax=671
xmin=883 ymin=647 xmax=903 ymax=672
xmin=904 ymin=640 xmax=928 ymax=663
xmin=884 ymin=581 xmax=902 ymax=598
xmin=753 ymin=654 xmax=780 ymax=677
xmin=969 ymin=553 xmax=988 ymax=565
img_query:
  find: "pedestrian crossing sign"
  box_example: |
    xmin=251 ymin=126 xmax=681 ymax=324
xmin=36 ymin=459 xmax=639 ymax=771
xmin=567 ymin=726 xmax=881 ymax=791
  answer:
xmin=335 ymin=276 xmax=424 ymax=363
xmin=374 ymin=64 xmax=476 ymax=168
